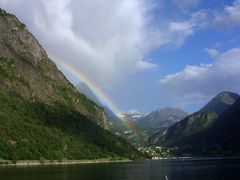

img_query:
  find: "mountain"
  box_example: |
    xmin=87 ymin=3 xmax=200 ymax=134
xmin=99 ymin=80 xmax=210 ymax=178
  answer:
xmin=76 ymin=82 xmax=102 ymax=106
xmin=0 ymin=9 xmax=143 ymax=161
xmin=135 ymin=107 xmax=188 ymax=128
xmin=76 ymin=82 xmax=123 ymax=133
xmin=150 ymin=91 xmax=240 ymax=156
xmin=200 ymin=91 xmax=240 ymax=114
xmin=76 ymin=82 xmax=146 ymax=147
xmin=202 ymin=98 xmax=240 ymax=155
xmin=118 ymin=108 xmax=188 ymax=142
xmin=115 ymin=107 xmax=188 ymax=147
xmin=75 ymin=77 xmax=188 ymax=148
xmin=118 ymin=110 xmax=143 ymax=123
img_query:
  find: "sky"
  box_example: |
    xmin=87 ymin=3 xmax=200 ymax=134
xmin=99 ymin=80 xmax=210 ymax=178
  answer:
xmin=1 ymin=0 xmax=240 ymax=114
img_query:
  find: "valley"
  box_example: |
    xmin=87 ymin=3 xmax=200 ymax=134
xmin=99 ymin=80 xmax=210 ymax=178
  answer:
xmin=1 ymin=7 xmax=240 ymax=164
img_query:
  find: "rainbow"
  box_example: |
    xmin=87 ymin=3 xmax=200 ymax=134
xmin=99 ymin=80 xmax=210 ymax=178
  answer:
xmin=121 ymin=115 xmax=146 ymax=146
xmin=50 ymin=55 xmax=120 ymax=114
xmin=49 ymin=54 xmax=145 ymax=146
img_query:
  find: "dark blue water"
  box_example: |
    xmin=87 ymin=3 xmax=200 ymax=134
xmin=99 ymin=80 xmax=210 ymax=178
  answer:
xmin=0 ymin=157 xmax=240 ymax=180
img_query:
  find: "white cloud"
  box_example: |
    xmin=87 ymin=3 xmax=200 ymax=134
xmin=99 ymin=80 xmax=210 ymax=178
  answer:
xmin=128 ymin=109 xmax=141 ymax=114
xmin=189 ymin=0 xmax=240 ymax=29
xmin=162 ymin=0 xmax=240 ymax=48
xmin=214 ymin=0 xmax=240 ymax=28
xmin=190 ymin=10 xmax=209 ymax=27
xmin=168 ymin=21 xmax=194 ymax=46
xmin=144 ymin=20 xmax=196 ymax=49
xmin=159 ymin=47 xmax=240 ymax=105
xmin=169 ymin=21 xmax=193 ymax=32
xmin=155 ymin=0 xmax=240 ymax=49
xmin=2 ymin=0 xmax=240 ymax=91
xmin=0 ymin=0 xmax=161 ymax=88
xmin=204 ymin=48 xmax=220 ymax=58
xmin=0 ymin=0 xmax=208 ymax=89
xmin=132 ymin=60 xmax=158 ymax=73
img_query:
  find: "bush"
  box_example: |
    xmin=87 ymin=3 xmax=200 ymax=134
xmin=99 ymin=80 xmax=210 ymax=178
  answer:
xmin=39 ymin=157 xmax=45 ymax=165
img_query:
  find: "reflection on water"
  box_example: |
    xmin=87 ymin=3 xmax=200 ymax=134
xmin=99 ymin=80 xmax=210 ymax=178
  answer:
xmin=0 ymin=157 xmax=240 ymax=180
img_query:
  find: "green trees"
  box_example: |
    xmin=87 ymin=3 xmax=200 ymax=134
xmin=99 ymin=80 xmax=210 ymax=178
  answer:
xmin=0 ymin=93 xmax=142 ymax=161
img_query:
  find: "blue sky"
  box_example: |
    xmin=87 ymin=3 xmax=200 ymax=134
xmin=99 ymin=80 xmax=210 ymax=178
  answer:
xmin=111 ymin=0 xmax=240 ymax=113
xmin=1 ymin=0 xmax=240 ymax=113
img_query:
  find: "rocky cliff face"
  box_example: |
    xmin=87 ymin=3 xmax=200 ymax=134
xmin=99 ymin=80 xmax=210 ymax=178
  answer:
xmin=0 ymin=9 xmax=109 ymax=129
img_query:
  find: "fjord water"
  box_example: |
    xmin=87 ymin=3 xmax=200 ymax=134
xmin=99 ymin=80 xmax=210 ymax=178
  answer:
xmin=0 ymin=158 xmax=240 ymax=180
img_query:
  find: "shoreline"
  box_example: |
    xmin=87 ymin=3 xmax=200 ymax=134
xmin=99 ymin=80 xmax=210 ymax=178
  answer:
xmin=0 ymin=159 xmax=132 ymax=167
xmin=149 ymin=155 xmax=240 ymax=161
xmin=2 ymin=156 xmax=239 ymax=167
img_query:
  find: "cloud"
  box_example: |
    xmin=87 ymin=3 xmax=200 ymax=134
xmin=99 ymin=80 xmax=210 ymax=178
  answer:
xmin=2 ymin=0 xmax=240 ymax=91
xmin=128 ymin=109 xmax=141 ymax=114
xmin=159 ymin=47 xmax=240 ymax=105
xmin=213 ymin=0 xmax=240 ymax=28
xmin=1 ymin=0 xmax=214 ymax=89
xmin=0 ymin=0 xmax=161 ymax=88
xmin=190 ymin=9 xmax=209 ymax=27
xmin=168 ymin=21 xmax=194 ymax=46
xmin=204 ymin=48 xmax=220 ymax=58
xmin=154 ymin=0 xmax=240 ymax=49
xmin=145 ymin=20 xmax=197 ymax=48
xmin=162 ymin=0 xmax=240 ymax=48
xmin=189 ymin=0 xmax=240 ymax=29
xmin=132 ymin=60 xmax=158 ymax=73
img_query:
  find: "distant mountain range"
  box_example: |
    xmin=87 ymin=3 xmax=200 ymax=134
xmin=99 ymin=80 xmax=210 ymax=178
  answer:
xmin=131 ymin=107 xmax=188 ymax=128
xmin=150 ymin=91 xmax=240 ymax=156
xmin=76 ymin=82 xmax=188 ymax=147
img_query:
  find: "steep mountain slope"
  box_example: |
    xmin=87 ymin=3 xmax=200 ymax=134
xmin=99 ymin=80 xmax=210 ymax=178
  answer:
xmin=76 ymin=82 xmax=124 ymax=132
xmin=150 ymin=91 xmax=240 ymax=156
xmin=136 ymin=107 xmax=188 ymax=128
xmin=0 ymin=9 xmax=109 ymax=130
xmin=76 ymin=82 xmax=146 ymax=146
xmin=202 ymin=98 xmax=240 ymax=155
xmin=76 ymin=82 xmax=102 ymax=106
xmin=163 ymin=98 xmax=240 ymax=156
xmin=0 ymin=9 xmax=142 ymax=160
xmin=200 ymin=91 xmax=240 ymax=114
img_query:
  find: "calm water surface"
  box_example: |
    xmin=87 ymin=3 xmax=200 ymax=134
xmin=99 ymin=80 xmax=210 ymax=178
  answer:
xmin=0 ymin=157 xmax=240 ymax=180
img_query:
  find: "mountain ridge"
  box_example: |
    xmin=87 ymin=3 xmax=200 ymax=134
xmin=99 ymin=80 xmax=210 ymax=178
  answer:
xmin=200 ymin=91 xmax=240 ymax=114
xmin=135 ymin=107 xmax=188 ymax=128
xmin=150 ymin=91 xmax=240 ymax=156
